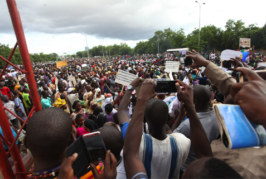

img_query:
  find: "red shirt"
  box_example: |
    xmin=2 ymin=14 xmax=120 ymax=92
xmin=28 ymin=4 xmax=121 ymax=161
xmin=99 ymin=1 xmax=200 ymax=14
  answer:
xmin=0 ymin=87 xmax=11 ymax=99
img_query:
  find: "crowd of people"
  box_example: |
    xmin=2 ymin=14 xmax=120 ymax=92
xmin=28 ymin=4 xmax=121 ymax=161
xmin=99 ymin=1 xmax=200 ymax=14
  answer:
xmin=0 ymin=50 xmax=265 ymax=178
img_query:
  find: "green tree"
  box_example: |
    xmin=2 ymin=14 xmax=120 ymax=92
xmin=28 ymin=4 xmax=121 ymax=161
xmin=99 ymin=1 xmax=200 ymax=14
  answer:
xmin=222 ymin=19 xmax=246 ymax=49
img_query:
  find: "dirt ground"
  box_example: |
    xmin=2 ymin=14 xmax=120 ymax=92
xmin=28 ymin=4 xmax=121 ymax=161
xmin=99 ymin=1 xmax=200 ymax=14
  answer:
xmin=211 ymin=139 xmax=266 ymax=178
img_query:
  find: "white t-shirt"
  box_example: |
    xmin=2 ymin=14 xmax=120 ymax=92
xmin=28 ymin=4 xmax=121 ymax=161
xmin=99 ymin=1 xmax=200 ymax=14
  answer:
xmin=4 ymin=101 xmax=16 ymax=121
xmin=117 ymin=133 xmax=190 ymax=179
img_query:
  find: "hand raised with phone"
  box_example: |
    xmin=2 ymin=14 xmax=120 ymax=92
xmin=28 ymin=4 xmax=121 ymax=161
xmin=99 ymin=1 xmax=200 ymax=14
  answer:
xmin=137 ymin=79 xmax=157 ymax=101
xmin=186 ymin=50 xmax=210 ymax=68
xmin=176 ymin=80 xmax=194 ymax=112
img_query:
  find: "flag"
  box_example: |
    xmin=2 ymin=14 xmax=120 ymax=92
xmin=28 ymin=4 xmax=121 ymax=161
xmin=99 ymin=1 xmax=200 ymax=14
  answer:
xmin=241 ymin=52 xmax=249 ymax=62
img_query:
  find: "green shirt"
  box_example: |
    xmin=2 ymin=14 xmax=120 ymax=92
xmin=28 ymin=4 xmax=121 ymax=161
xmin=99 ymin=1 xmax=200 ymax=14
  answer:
xmin=22 ymin=93 xmax=31 ymax=109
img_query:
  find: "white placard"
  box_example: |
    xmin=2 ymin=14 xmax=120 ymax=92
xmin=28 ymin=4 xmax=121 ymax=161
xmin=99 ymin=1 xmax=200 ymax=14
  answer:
xmin=221 ymin=50 xmax=242 ymax=61
xmin=258 ymin=62 xmax=266 ymax=67
xmin=165 ymin=61 xmax=180 ymax=72
xmin=115 ymin=70 xmax=137 ymax=86
xmin=81 ymin=64 xmax=87 ymax=68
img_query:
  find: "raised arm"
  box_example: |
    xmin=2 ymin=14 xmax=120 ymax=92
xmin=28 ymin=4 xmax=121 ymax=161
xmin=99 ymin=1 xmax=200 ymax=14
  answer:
xmin=123 ymin=79 xmax=156 ymax=179
xmin=176 ymin=80 xmax=213 ymax=158
xmin=187 ymin=50 xmax=236 ymax=96
xmin=117 ymin=78 xmax=143 ymax=124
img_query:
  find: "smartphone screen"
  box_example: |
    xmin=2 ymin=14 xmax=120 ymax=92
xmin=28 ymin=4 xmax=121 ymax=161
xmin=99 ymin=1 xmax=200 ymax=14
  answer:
xmin=83 ymin=132 xmax=106 ymax=164
xmin=155 ymin=80 xmax=176 ymax=93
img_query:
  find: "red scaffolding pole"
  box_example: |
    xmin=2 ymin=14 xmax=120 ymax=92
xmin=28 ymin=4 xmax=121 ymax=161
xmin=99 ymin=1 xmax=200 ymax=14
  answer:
xmin=0 ymin=138 xmax=15 ymax=179
xmin=0 ymin=99 xmax=25 ymax=178
xmin=0 ymin=0 xmax=43 ymax=178
xmin=6 ymin=0 xmax=42 ymax=111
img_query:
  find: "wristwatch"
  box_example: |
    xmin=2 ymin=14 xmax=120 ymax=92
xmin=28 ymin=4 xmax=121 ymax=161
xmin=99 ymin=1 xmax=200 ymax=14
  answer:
xmin=127 ymin=85 xmax=135 ymax=91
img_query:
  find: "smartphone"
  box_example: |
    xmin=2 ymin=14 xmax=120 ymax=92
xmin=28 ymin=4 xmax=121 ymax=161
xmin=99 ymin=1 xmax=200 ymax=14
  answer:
xmin=65 ymin=131 xmax=106 ymax=177
xmin=222 ymin=61 xmax=232 ymax=69
xmin=155 ymin=80 xmax=176 ymax=93
xmin=184 ymin=57 xmax=193 ymax=66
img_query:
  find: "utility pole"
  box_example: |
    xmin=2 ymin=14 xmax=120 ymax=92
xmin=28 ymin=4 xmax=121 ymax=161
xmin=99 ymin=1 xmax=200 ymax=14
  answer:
xmin=195 ymin=1 xmax=205 ymax=53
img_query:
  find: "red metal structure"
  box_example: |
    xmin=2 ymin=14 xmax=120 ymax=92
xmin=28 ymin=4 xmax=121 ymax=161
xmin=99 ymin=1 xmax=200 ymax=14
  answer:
xmin=0 ymin=0 xmax=42 ymax=177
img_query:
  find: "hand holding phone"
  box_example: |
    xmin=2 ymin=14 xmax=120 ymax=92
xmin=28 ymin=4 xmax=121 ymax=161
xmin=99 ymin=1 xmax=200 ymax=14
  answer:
xmin=186 ymin=50 xmax=210 ymax=68
xmin=65 ymin=132 xmax=106 ymax=177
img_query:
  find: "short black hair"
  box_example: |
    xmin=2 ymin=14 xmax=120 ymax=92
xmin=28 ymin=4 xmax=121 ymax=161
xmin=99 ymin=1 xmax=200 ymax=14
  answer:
xmin=200 ymin=158 xmax=241 ymax=178
xmin=105 ymin=103 xmax=113 ymax=114
xmin=96 ymin=113 xmax=106 ymax=128
xmin=193 ymin=85 xmax=211 ymax=111
xmin=75 ymin=113 xmax=84 ymax=121
xmin=93 ymin=107 xmax=103 ymax=116
xmin=144 ymin=99 xmax=168 ymax=128
xmin=25 ymin=108 xmax=72 ymax=163
xmin=99 ymin=125 xmax=123 ymax=161
xmin=84 ymin=119 xmax=98 ymax=131
xmin=41 ymin=90 xmax=48 ymax=98
xmin=72 ymin=100 xmax=80 ymax=110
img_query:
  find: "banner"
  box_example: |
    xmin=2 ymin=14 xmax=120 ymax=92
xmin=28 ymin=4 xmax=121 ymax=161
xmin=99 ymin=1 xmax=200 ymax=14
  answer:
xmin=165 ymin=61 xmax=180 ymax=72
xmin=239 ymin=38 xmax=251 ymax=48
xmin=221 ymin=50 xmax=242 ymax=61
xmin=115 ymin=70 xmax=137 ymax=86
xmin=56 ymin=61 xmax=68 ymax=68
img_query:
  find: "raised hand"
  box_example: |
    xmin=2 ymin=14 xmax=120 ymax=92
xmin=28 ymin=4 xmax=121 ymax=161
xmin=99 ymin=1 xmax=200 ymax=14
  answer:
xmin=130 ymin=78 xmax=143 ymax=88
xmin=230 ymin=67 xmax=266 ymax=127
xmin=137 ymin=79 xmax=156 ymax=101
xmin=176 ymin=80 xmax=194 ymax=111
xmin=186 ymin=50 xmax=210 ymax=68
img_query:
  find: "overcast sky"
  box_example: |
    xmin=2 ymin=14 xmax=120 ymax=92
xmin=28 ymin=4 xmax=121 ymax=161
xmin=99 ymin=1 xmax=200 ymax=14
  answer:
xmin=0 ymin=0 xmax=265 ymax=55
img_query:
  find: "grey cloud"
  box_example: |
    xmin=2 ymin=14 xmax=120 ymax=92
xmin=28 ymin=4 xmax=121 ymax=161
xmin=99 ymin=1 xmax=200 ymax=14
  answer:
xmin=0 ymin=0 xmax=167 ymax=40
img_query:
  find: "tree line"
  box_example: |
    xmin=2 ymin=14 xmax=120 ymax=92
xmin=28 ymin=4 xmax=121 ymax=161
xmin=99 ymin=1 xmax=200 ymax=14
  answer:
xmin=77 ymin=19 xmax=266 ymax=56
xmin=0 ymin=19 xmax=265 ymax=68
xmin=0 ymin=44 xmax=58 ymax=68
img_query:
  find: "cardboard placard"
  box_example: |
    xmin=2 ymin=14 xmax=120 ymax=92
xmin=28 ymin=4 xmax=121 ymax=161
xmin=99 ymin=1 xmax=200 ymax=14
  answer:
xmin=165 ymin=61 xmax=180 ymax=72
xmin=115 ymin=70 xmax=137 ymax=86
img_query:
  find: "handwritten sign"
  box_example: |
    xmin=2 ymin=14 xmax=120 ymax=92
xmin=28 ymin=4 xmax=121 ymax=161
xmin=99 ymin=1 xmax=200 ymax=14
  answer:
xmin=221 ymin=50 xmax=242 ymax=61
xmin=115 ymin=70 xmax=137 ymax=86
xmin=165 ymin=61 xmax=180 ymax=72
